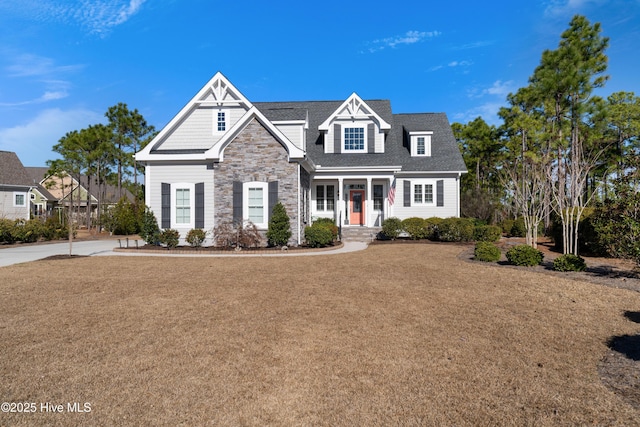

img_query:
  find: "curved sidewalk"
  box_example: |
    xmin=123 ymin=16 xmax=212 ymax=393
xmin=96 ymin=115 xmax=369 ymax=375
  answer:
xmin=0 ymin=240 xmax=368 ymax=267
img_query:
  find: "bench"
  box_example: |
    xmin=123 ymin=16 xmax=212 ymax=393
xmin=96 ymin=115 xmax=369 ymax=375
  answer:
xmin=117 ymin=238 xmax=140 ymax=249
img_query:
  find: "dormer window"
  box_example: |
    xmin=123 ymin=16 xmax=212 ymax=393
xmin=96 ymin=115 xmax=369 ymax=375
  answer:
xmin=410 ymin=132 xmax=432 ymax=157
xmin=344 ymin=127 xmax=365 ymax=152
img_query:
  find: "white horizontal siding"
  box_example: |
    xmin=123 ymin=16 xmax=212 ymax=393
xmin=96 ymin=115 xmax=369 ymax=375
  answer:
xmin=275 ymin=123 xmax=304 ymax=150
xmin=392 ymin=177 xmax=459 ymax=219
xmin=160 ymin=106 xmax=248 ymax=151
xmin=146 ymin=163 xmax=215 ymax=241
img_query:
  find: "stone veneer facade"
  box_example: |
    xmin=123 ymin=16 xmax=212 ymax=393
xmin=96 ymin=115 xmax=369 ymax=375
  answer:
xmin=213 ymin=118 xmax=307 ymax=246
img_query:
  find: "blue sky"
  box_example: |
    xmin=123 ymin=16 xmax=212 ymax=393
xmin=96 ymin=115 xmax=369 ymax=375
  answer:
xmin=1 ymin=0 xmax=639 ymax=167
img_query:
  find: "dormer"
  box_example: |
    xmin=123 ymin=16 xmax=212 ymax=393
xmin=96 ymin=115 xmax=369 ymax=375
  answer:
xmin=408 ymin=131 xmax=433 ymax=157
xmin=319 ymin=93 xmax=391 ymax=154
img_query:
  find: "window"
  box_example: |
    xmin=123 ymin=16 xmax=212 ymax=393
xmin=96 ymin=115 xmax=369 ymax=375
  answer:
xmin=410 ymin=133 xmax=432 ymax=156
xmin=14 ymin=193 xmax=26 ymax=207
xmin=373 ymin=185 xmax=383 ymax=210
xmin=214 ymin=109 xmax=229 ymax=133
xmin=247 ymin=187 xmax=264 ymax=223
xmin=243 ymin=182 xmax=268 ymax=228
xmin=175 ymin=188 xmax=191 ymax=224
xmin=316 ymin=184 xmax=335 ymax=211
xmin=413 ymin=183 xmax=433 ymax=205
xmin=344 ymin=127 xmax=365 ymax=151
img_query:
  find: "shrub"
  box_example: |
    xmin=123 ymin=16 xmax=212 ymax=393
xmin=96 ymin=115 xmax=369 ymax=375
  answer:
xmin=304 ymin=222 xmax=334 ymax=248
xmin=474 ymin=241 xmax=501 ymax=262
xmin=474 ymin=224 xmax=502 ymax=242
xmin=186 ymin=228 xmax=207 ymax=248
xmin=139 ymin=208 xmax=161 ymax=245
xmin=213 ymin=220 xmax=263 ymax=248
xmin=159 ymin=229 xmax=180 ymax=249
xmin=437 ymin=217 xmax=475 ymax=242
xmin=381 ymin=217 xmax=403 ymax=240
xmin=510 ymin=217 xmax=526 ymax=237
xmin=313 ymin=217 xmax=339 ymax=241
xmin=0 ymin=219 xmax=15 ymax=244
xmin=402 ymin=217 xmax=428 ymax=240
xmin=506 ymin=244 xmax=544 ymax=266
xmin=423 ymin=217 xmax=443 ymax=240
xmin=553 ymin=254 xmax=587 ymax=272
xmin=500 ymin=219 xmax=515 ymax=236
xmin=103 ymin=199 xmax=141 ymax=235
xmin=266 ymin=202 xmax=292 ymax=247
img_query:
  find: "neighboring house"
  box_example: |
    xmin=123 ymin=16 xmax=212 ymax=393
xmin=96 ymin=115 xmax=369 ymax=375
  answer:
xmin=25 ymin=167 xmax=58 ymax=219
xmin=25 ymin=167 xmax=135 ymax=226
xmin=136 ymin=72 xmax=467 ymax=245
xmin=0 ymin=151 xmax=33 ymax=220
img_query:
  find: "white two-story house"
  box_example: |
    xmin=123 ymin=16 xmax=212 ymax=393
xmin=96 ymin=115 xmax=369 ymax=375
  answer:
xmin=136 ymin=72 xmax=467 ymax=245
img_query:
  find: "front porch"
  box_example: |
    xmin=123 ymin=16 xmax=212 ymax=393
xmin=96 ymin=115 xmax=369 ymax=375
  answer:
xmin=311 ymin=174 xmax=396 ymax=229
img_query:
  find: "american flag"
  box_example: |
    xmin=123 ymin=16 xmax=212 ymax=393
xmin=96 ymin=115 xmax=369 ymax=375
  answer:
xmin=388 ymin=178 xmax=396 ymax=206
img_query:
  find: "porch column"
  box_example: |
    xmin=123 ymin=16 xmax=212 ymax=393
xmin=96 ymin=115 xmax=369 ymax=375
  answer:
xmin=338 ymin=177 xmax=344 ymax=226
xmin=366 ymin=177 xmax=372 ymax=227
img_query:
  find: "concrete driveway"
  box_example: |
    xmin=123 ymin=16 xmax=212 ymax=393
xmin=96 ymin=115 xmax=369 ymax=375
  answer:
xmin=0 ymin=239 xmax=120 ymax=267
xmin=0 ymin=239 xmax=368 ymax=267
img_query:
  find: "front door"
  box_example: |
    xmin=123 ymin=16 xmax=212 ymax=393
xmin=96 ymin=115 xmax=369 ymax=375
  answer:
xmin=349 ymin=190 xmax=365 ymax=225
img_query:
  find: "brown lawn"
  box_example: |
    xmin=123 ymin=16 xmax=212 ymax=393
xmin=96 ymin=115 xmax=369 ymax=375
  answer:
xmin=1 ymin=244 xmax=639 ymax=426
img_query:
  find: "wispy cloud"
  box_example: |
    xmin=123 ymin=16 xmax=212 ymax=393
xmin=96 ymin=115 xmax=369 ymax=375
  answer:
xmin=365 ymin=30 xmax=441 ymax=53
xmin=0 ymin=0 xmax=146 ymax=36
xmin=0 ymin=108 xmax=103 ymax=165
xmin=1 ymin=54 xmax=81 ymax=106
xmin=6 ymin=54 xmax=84 ymax=78
xmin=455 ymin=80 xmax=517 ymax=125
xmin=543 ymin=0 xmax=606 ymax=17
xmin=428 ymin=60 xmax=473 ymax=72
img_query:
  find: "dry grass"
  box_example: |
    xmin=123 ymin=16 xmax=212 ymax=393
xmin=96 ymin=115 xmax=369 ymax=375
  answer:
xmin=1 ymin=244 xmax=639 ymax=426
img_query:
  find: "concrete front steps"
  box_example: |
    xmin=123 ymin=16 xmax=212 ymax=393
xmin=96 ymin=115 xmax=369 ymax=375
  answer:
xmin=340 ymin=226 xmax=381 ymax=242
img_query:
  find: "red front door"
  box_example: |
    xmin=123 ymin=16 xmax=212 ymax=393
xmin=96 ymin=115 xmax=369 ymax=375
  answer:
xmin=349 ymin=190 xmax=365 ymax=225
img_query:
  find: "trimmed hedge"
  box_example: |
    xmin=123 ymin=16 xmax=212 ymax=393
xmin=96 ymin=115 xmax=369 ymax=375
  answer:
xmin=506 ymin=244 xmax=544 ymax=266
xmin=474 ymin=225 xmax=502 ymax=242
xmin=553 ymin=254 xmax=587 ymax=272
xmin=304 ymin=222 xmax=334 ymax=247
xmin=402 ymin=217 xmax=428 ymax=240
xmin=436 ymin=217 xmax=475 ymax=242
xmin=381 ymin=217 xmax=403 ymax=240
xmin=474 ymin=241 xmax=501 ymax=262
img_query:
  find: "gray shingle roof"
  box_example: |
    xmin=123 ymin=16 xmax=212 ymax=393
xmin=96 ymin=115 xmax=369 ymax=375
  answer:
xmin=0 ymin=151 xmax=33 ymax=187
xmin=254 ymin=101 xmax=466 ymax=172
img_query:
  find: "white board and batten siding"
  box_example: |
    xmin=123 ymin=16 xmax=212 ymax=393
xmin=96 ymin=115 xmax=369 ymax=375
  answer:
xmin=159 ymin=106 xmax=247 ymax=151
xmin=146 ymin=163 xmax=214 ymax=239
xmin=392 ymin=175 xmax=460 ymax=220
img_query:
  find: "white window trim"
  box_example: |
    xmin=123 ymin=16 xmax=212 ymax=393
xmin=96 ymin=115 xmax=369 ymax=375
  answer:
xmin=342 ymin=125 xmax=367 ymax=153
xmin=13 ymin=192 xmax=27 ymax=207
xmin=243 ymin=181 xmax=268 ymax=229
xmin=410 ymin=132 xmax=433 ymax=157
xmin=213 ymin=108 xmax=230 ymax=134
xmin=411 ymin=180 xmax=436 ymax=205
xmin=171 ymin=183 xmax=195 ymax=228
xmin=315 ymin=184 xmax=335 ymax=212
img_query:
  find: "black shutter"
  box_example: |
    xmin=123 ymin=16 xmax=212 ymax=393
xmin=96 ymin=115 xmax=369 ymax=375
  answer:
xmin=233 ymin=181 xmax=243 ymax=225
xmin=367 ymin=123 xmax=375 ymax=153
xmin=195 ymin=182 xmax=205 ymax=228
xmin=334 ymin=124 xmax=341 ymax=153
xmin=268 ymin=181 xmax=278 ymax=222
xmin=403 ymin=180 xmax=411 ymax=207
xmin=161 ymin=183 xmax=170 ymax=228
xmin=437 ymin=180 xmax=444 ymax=207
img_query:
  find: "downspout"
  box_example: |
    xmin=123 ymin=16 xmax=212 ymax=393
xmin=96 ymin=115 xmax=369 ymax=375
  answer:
xmin=297 ymin=164 xmax=301 ymax=245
